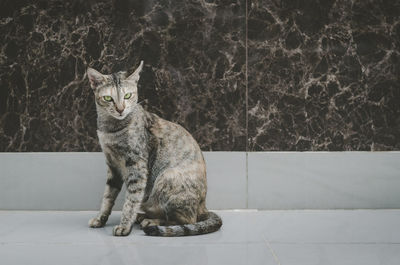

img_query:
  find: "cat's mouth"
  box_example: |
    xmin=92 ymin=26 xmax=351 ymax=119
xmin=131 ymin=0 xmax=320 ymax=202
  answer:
xmin=109 ymin=108 xmax=133 ymax=120
xmin=112 ymin=113 xmax=127 ymax=120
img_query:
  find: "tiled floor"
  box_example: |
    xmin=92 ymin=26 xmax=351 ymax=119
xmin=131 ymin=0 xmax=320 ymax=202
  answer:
xmin=1 ymin=210 xmax=400 ymax=265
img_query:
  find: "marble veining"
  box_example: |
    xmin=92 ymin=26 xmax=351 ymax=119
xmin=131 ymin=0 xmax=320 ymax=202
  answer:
xmin=1 ymin=0 xmax=399 ymax=151
xmin=248 ymin=0 xmax=400 ymax=151
xmin=0 ymin=0 xmax=246 ymax=151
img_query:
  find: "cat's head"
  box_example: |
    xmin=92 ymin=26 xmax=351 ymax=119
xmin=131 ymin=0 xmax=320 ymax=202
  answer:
xmin=87 ymin=61 xmax=143 ymax=120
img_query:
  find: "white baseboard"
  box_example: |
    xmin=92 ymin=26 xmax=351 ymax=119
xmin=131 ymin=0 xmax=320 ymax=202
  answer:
xmin=0 ymin=152 xmax=246 ymax=210
xmin=0 ymin=152 xmax=399 ymax=210
xmin=248 ymin=152 xmax=400 ymax=209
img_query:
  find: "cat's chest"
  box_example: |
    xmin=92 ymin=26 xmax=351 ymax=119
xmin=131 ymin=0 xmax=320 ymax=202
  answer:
xmin=97 ymin=128 xmax=147 ymax=168
xmin=97 ymin=126 xmax=143 ymax=148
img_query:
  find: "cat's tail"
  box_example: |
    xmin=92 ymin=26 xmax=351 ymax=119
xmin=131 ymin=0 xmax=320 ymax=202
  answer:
xmin=142 ymin=211 xmax=222 ymax=237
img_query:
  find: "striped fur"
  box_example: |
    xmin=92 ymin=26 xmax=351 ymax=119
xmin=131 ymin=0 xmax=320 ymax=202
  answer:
xmin=87 ymin=62 xmax=222 ymax=237
xmin=143 ymin=212 xmax=222 ymax=237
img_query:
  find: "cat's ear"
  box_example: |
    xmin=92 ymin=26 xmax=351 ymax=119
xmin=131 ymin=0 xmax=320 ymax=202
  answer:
xmin=87 ymin=68 xmax=106 ymax=89
xmin=127 ymin=60 xmax=144 ymax=83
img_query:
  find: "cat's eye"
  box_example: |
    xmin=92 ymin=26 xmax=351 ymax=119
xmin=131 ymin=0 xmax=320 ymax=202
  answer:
xmin=103 ymin=96 xmax=113 ymax=102
xmin=124 ymin=93 xmax=132 ymax=99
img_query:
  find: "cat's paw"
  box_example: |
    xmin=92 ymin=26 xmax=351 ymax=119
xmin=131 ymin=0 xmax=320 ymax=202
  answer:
xmin=113 ymin=225 xmax=131 ymax=236
xmin=140 ymin=218 xmax=160 ymax=228
xmin=88 ymin=217 xmax=106 ymax=228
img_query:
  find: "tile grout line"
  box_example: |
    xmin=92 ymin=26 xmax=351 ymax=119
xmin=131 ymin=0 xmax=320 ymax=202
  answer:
xmin=245 ymin=0 xmax=249 ymax=209
xmin=245 ymin=150 xmax=248 ymax=208
xmin=263 ymin=236 xmax=282 ymax=265
xmin=265 ymin=241 xmax=400 ymax=245
xmin=245 ymin=0 xmax=249 ymax=151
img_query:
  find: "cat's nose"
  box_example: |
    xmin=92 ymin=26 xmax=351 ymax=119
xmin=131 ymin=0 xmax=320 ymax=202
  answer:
xmin=116 ymin=107 xmax=124 ymax=114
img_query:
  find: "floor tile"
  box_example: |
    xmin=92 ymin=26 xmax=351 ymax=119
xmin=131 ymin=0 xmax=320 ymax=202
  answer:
xmin=0 ymin=242 xmax=275 ymax=265
xmin=2 ymin=210 xmax=400 ymax=265
xmin=269 ymin=243 xmax=400 ymax=265
xmin=255 ymin=210 xmax=400 ymax=244
xmin=0 ymin=211 xmax=264 ymax=244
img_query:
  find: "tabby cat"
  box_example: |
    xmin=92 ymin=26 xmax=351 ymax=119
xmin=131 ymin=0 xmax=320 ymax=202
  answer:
xmin=86 ymin=61 xmax=222 ymax=236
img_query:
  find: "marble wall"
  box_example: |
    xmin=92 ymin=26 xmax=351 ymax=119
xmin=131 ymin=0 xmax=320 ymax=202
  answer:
xmin=0 ymin=0 xmax=399 ymax=151
xmin=248 ymin=0 xmax=400 ymax=151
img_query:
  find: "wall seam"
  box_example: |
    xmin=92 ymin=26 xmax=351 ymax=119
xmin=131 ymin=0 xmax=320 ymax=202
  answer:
xmin=245 ymin=0 xmax=249 ymax=209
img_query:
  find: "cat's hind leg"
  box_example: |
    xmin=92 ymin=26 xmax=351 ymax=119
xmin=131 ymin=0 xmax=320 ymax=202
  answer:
xmin=140 ymin=218 xmax=166 ymax=228
xmin=165 ymin=199 xmax=198 ymax=225
xmin=135 ymin=213 xmax=146 ymax=224
xmin=146 ymin=168 xmax=203 ymax=225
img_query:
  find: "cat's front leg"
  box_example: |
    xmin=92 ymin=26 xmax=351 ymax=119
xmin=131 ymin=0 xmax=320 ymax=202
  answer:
xmin=89 ymin=168 xmax=123 ymax=228
xmin=113 ymin=160 xmax=148 ymax=236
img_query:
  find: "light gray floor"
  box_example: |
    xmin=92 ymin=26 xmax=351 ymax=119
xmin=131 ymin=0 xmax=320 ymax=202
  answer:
xmin=1 ymin=210 xmax=400 ymax=265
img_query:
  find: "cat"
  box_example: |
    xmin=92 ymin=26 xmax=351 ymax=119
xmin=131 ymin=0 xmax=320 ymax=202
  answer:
xmin=86 ymin=61 xmax=222 ymax=236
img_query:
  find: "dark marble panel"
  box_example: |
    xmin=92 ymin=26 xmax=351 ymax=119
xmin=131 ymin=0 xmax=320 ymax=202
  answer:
xmin=248 ymin=0 xmax=400 ymax=151
xmin=2 ymin=0 xmax=399 ymax=152
xmin=0 ymin=0 xmax=246 ymax=151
